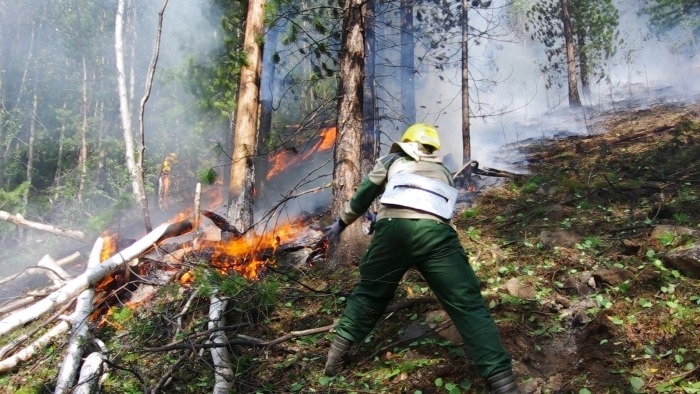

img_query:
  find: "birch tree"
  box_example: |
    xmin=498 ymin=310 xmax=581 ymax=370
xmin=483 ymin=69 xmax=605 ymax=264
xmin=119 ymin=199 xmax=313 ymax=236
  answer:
xmin=115 ymin=0 xmax=152 ymax=231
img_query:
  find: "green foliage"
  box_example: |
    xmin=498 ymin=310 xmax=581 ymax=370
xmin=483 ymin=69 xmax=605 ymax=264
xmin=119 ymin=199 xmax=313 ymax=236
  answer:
xmin=643 ymin=0 xmax=700 ymax=54
xmin=525 ymin=0 xmax=620 ymax=90
xmin=0 ymin=181 xmax=29 ymax=212
xmin=198 ymin=167 xmax=219 ymax=185
xmin=520 ymin=175 xmax=548 ymax=194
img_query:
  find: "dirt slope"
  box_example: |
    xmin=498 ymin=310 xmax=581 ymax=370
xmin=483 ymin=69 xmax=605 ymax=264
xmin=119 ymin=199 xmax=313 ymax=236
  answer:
xmin=1 ymin=103 xmax=698 ymax=394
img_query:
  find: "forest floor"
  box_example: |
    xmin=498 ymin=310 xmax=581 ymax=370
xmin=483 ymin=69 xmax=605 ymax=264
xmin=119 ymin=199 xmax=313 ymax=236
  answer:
xmin=1 ymin=102 xmax=699 ymax=394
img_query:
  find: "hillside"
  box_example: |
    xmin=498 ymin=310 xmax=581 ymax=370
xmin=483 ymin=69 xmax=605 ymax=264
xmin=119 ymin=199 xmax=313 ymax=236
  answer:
xmin=1 ymin=102 xmax=699 ymax=394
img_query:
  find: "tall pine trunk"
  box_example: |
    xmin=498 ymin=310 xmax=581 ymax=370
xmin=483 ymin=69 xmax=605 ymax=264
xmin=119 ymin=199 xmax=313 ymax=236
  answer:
xmin=227 ymin=0 xmax=266 ymax=233
xmin=331 ymin=0 xmax=367 ymax=266
xmin=461 ymin=0 xmax=471 ymax=164
xmin=361 ymin=0 xmax=378 ymax=177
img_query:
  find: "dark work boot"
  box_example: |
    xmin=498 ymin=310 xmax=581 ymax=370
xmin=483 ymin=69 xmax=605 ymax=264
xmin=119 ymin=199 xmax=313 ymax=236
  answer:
xmin=324 ymin=335 xmax=351 ymax=376
xmin=487 ymin=369 xmax=519 ymax=394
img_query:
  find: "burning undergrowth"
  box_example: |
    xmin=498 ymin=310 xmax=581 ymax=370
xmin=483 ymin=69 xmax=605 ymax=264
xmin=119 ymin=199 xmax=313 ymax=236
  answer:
xmin=88 ymin=211 xmax=329 ymax=329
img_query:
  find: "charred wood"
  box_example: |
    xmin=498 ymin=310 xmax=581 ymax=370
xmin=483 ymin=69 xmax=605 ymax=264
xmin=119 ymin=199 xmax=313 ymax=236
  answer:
xmin=202 ymin=210 xmax=242 ymax=238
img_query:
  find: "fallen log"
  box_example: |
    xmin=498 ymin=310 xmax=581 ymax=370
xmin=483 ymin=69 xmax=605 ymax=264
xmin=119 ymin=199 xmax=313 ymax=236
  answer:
xmin=208 ymin=293 xmax=233 ymax=394
xmin=0 ymin=219 xmax=193 ymax=337
xmin=0 ymin=286 xmax=61 ymax=317
xmin=73 ymin=352 xmax=104 ymax=394
xmin=0 ymin=252 xmax=78 ymax=288
xmin=0 ymin=210 xmax=87 ymax=241
xmin=55 ymin=238 xmax=103 ymax=394
xmin=0 ymin=320 xmax=71 ymax=372
xmin=0 ymin=301 xmax=74 ymax=359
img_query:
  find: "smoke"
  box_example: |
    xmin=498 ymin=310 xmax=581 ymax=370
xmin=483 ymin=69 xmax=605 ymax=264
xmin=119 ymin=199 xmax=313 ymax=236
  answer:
xmin=380 ymin=0 xmax=700 ymax=172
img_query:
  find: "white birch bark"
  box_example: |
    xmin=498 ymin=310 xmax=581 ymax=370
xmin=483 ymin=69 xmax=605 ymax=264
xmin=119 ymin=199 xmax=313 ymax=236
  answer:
xmin=54 ymin=238 xmax=103 ymax=394
xmin=0 ymin=220 xmax=192 ymax=337
xmin=73 ymin=352 xmax=104 ymax=394
xmin=115 ymin=0 xmax=151 ymax=231
xmin=209 ymin=294 xmax=233 ymax=394
xmin=0 ymin=321 xmax=71 ymax=372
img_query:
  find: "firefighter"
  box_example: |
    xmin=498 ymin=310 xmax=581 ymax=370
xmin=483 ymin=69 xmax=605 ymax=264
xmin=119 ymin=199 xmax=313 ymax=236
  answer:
xmin=157 ymin=152 xmax=178 ymax=211
xmin=323 ymin=124 xmax=519 ymax=393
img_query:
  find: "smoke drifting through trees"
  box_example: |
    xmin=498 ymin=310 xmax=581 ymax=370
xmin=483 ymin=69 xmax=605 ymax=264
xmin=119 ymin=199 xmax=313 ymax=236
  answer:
xmin=1 ymin=0 xmax=699 ymax=278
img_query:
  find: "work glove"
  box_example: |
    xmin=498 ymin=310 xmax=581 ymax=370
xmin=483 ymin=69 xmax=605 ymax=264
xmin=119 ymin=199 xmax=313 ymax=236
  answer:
xmin=364 ymin=211 xmax=377 ymax=235
xmin=323 ymin=218 xmax=347 ymax=243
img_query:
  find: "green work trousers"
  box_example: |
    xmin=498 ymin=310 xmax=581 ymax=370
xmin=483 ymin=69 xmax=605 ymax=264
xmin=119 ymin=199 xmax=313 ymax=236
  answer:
xmin=334 ymin=218 xmax=512 ymax=378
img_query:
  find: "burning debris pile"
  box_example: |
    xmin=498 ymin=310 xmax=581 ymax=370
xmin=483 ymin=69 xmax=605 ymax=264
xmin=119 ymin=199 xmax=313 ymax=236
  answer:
xmin=0 ymin=193 xmax=329 ymax=392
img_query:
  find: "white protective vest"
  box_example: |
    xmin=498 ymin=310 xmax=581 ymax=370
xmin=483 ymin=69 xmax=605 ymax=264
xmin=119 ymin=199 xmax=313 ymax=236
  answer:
xmin=380 ymin=172 xmax=458 ymax=220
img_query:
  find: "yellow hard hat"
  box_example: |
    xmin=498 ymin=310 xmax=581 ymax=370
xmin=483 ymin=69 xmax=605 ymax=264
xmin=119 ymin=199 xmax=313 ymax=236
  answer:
xmin=401 ymin=123 xmax=440 ymax=151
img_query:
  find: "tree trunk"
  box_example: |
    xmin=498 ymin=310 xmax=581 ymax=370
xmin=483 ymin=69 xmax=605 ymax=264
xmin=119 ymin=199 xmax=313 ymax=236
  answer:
xmin=331 ymin=0 xmax=367 ymax=266
xmin=560 ymin=0 xmax=581 ymax=107
xmin=256 ymin=21 xmax=279 ymax=202
xmin=400 ymin=0 xmax=416 ymax=127
xmin=138 ymin=0 xmax=170 ymax=220
xmin=73 ymin=352 xmax=104 ymax=394
xmin=208 ymin=294 xmax=233 ymax=394
xmin=361 ymin=0 xmax=378 ymax=177
xmin=53 ymin=101 xmax=66 ymax=198
xmin=115 ymin=0 xmax=152 ymax=231
xmin=577 ymin=30 xmax=590 ymax=99
xmin=227 ymin=0 xmax=266 ymax=233
xmin=14 ymin=20 xmax=35 ymax=111
xmin=54 ymin=238 xmax=103 ymax=394
xmin=461 ymin=0 xmax=471 ymax=164
xmin=0 ymin=14 xmax=4 ymax=188
xmin=78 ymin=55 xmax=89 ymax=203
xmin=22 ymin=92 xmax=37 ymax=212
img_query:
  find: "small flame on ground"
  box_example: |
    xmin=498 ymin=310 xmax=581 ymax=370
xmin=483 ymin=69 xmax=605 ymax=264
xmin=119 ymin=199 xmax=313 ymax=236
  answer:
xmin=179 ymin=270 xmax=195 ymax=285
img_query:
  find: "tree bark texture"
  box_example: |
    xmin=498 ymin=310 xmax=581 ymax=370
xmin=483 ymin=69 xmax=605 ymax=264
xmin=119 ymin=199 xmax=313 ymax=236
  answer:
xmin=228 ymin=0 xmax=266 ymax=233
xmin=361 ymin=0 xmax=378 ymax=177
xmin=208 ymin=294 xmax=233 ymax=394
xmin=461 ymin=0 xmax=471 ymax=164
xmin=54 ymin=238 xmax=103 ymax=394
xmin=331 ymin=0 xmax=368 ymax=266
xmin=333 ymin=0 xmax=365 ymax=215
xmin=560 ymin=0 xmax=581 ymax=107
xmin=72 ymin=352 xmax=104 ymax=394
xmin=115 ymin=0 xmax=152 ymax=231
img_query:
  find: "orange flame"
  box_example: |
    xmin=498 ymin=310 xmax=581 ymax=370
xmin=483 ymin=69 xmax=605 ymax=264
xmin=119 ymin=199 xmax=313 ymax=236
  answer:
xmin=266 ymin=126 xmax=336 ymax=179
xmin=100 ymin=231 xmax=118 ymax=262
xmin=308 ymin=126 xmax=336 ymax=154
xmin=198 ymin=221 xmax=305 ymax=280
